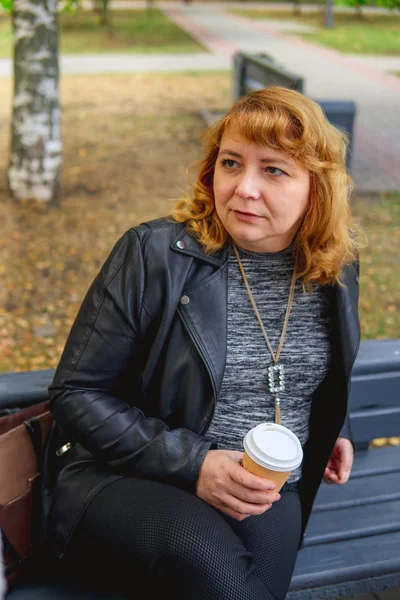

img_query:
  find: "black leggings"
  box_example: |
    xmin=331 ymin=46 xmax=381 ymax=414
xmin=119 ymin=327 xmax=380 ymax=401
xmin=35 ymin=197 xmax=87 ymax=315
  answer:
xmin=62 ymin=477 xmax=302 ymax=600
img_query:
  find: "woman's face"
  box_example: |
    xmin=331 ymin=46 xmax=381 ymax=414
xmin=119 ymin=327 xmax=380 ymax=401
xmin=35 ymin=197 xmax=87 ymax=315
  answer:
xmin=213 ymin=129 xmax=311 ymax=253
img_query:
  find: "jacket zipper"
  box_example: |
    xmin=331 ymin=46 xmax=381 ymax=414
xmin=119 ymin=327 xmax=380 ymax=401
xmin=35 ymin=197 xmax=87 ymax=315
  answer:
xmin=178 ymin=308 xmax=217 ymax=435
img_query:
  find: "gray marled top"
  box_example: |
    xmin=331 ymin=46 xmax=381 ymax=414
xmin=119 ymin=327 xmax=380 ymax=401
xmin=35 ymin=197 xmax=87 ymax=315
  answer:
xmin=206 ymin=244 xmax=332 ymax=482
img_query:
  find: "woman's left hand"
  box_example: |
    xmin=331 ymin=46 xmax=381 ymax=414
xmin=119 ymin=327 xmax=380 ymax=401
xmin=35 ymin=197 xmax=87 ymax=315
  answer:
xmin=323 ymin=437 xmax=354 ymax=485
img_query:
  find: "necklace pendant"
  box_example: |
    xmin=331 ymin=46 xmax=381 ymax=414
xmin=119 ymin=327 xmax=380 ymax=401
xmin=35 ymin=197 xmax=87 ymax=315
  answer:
xmin=275 ymin=395 xmax=281 ymax=425
xmin=268 ymin=364 xmax=285 ymax=394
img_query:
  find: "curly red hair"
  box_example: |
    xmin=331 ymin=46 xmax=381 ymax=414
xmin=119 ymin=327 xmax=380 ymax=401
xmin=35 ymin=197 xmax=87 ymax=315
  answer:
xmin=172 ymin=86 xmax=362 ymax=286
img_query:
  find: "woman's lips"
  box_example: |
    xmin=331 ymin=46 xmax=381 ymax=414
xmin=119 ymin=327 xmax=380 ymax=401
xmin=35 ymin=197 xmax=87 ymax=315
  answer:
xmin=233 ymin=209 xmax=262 ymax=222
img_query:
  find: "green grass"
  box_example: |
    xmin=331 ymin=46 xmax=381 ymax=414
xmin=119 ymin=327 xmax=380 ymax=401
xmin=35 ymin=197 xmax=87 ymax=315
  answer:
xmin=0 ymin=9 xmax=206 ymax=58
xmin=352 ymin=192 xmax=400 ymax=340
xmin=229 ymin=10 xmax=400 ymax=55
xmin=0 ymin=14 xmax=12 ymax=59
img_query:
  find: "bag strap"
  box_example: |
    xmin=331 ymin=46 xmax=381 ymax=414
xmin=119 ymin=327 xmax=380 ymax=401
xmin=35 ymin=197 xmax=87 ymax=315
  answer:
xmin=0 ymin=400 xmax=50 ymax=436
xmin=25 ymin=416 xmax=45 ymax=465
xmin=1 ymin=527 xmax=23 ymax=577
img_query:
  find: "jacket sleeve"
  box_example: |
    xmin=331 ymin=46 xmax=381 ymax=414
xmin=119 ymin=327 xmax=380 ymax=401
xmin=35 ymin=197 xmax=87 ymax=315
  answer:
xmin=339 ymin=257 xmax=360 ymax=444
xmin=339 ymin=416 xmax=352 ymax=440
xmin=48 ymin=228 xmax=213 ymax=490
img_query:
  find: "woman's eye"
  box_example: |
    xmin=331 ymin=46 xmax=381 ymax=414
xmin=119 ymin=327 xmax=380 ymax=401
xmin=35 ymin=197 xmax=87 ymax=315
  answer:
xmin=266 ymin=166 xmax=285 ymax=176
xmin=221 ymin=159 xmax=238 ymax=168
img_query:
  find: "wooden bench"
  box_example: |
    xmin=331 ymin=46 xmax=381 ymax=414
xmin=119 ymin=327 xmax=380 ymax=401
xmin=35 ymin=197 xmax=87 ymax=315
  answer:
xmin=232 ymin=50 xmax=357 ymax=172
xmin=288 ymin=338 xmax=400 ymax=599
xmin=1 ymin=338 xmax=400 ymax=600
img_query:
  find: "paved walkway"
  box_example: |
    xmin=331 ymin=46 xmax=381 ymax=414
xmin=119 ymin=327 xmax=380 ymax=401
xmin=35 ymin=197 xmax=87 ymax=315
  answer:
xmin=161 ymin=3 xmax=400 ymax=193
xmin=1 ymin=1 xmax=400 ymax=192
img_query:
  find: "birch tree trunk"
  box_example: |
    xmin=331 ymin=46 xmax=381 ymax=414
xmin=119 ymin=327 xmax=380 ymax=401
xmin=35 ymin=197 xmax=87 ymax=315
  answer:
xmin=8 ymin=0 xmax=62 ymax=202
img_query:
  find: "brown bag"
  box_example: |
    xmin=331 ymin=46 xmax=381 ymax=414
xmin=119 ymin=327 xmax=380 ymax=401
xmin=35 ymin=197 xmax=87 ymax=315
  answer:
xmin=0 ymin=400 xmax=53 ymax=590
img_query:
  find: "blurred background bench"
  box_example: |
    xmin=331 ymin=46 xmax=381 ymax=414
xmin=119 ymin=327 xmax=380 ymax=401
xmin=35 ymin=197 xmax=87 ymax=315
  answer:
xmin=201 ymin=50 xmax=357 ymax=173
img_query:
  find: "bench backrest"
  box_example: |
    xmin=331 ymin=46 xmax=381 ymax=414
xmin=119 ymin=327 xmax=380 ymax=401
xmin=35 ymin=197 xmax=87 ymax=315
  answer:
xmin=0 ymin=369 xmax=55 ymax=411
xmin=348 ymin=339 xmax=400 ymax=449
xmin=232 ymin=51 xmax=304 ymax=103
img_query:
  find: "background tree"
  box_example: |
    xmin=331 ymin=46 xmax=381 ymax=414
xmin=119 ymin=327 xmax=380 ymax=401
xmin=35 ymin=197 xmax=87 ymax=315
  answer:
xmin=325 ymin=0 xmax=335 ymax=27
xmin=375 ymin=0 xmax=400 ymax=9
xmin=334 ymin=0 xmax=369 ymax=18
xmin=292 ymin=0 xmax=302 ymax=16
xmin=334 ymin=0 xmax=400 ymax=17
xmin=1 ymin=0 xmax=62 ymax=202
xmin=92 ymin=0 xmax=111 ymax=28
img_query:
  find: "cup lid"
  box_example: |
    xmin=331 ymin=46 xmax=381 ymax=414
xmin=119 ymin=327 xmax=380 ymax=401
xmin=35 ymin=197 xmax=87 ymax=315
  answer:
xmin=243 ymin=422 xmax=303 ymax=472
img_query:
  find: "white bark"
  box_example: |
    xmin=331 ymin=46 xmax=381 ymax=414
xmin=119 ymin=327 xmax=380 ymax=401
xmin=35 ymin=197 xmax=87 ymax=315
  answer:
xmin=8 ymin=0 xmax=62 ymax=202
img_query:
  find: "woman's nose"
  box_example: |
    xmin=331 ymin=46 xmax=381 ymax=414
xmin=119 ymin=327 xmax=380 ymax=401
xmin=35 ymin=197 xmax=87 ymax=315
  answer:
xmin=235 ymin=170 xmax=261 ymax=200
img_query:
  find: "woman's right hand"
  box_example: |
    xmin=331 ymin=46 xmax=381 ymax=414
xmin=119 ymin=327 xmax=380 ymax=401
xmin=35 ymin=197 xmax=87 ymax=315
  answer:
xmin=196 ymin=449 xmax=281 ymax=521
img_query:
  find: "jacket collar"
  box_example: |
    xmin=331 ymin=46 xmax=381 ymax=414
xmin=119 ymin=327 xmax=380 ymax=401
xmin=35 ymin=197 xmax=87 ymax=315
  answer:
xmin=171 ymin=225 xmax=228 ymax=267
xmin=172 ymin=222 xmax=360 ymax=376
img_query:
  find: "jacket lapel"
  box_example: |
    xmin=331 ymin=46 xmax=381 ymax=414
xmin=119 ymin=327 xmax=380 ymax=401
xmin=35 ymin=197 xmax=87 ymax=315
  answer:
xmin=178 ymin=261 xmax=228 ymax=400
xmin=172 ymin=231 xmax=228 ymax=399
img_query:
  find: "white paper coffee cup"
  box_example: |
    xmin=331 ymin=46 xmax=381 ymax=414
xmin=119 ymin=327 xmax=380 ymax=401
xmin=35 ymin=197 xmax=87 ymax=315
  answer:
xmin=242 ymin=422 xmax=303 ymax=492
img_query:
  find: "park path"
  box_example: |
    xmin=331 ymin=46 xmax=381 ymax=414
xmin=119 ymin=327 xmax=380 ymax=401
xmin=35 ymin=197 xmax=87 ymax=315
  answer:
xmin=161 ymin=2 xmax=400 ymax=193
xmin=1 ymin=1 xmax=400 ymax=192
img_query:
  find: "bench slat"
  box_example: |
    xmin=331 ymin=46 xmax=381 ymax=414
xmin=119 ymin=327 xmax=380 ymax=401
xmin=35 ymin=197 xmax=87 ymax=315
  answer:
xmin=314 ymin=492 xmax=400 ymax=512
xmin=349 ymin=372 xmax=400 ymax=409
xmin=291 ymin=530 xmax=400 ymax=590
xmin=349 ymin=408 xmax=400 ymax=445
xmin=313 ymin=466 xmax=400 ymax=508
xmin=288 ymin=575 xmax=400 ymax=600
xmin=304 ymin=521 xmax=400 ymax=546
xmin=350 ymin=339 xmax=400 ymax=377
xmin=340 ymin=445 xmax=400 ymax=477
xmin=304 ymin=498 xmax=400 ymax=542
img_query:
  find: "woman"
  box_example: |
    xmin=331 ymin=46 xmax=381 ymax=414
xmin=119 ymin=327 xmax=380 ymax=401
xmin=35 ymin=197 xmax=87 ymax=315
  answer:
xmin=42 ymin=86 xmax=361 ymax=600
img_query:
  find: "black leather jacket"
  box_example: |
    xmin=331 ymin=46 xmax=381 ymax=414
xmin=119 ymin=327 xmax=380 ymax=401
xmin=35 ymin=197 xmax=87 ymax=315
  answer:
xmin=42 ymin=217 xmax=360 ymax=558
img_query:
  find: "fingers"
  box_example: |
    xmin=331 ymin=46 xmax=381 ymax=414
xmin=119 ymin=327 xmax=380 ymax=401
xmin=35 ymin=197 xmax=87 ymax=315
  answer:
xmin=221 ymin=503 xmax=273 ymax=521
xmin=340 ymin=456 xmax=353 ymax=479
xmin=202 ymin=489 xmax=277 ymax=520
xmin=213 ymin=478 xmax=280 ymax=519
xmin=336 ymin=468 xmax=351 ymax=484
xmin=323 ymin=467 xmax=338 ymax=484
xmin=324 ymin=466 xmax=350 ymax=485
xmin=228 ymin=459 xmax=281 ymax=509
xmin=218 ymin=493 xmax=278 ymax=520
xmin=215 ymin=477 xmax=280 ymax=515
xmin=196 ymin=449 xmax=281 ymax=519
xmin=229 ymin=499 xmax=274 ymax=518
xmin=324 ymin=438 xmax=354 ymax=485
xmin=226 ymin=475 xmax=281 ymax=516
xmin=229 ymin=478 xmax=280 ymax=504
xmin=232 ymin=462 xmax=277 ymax=492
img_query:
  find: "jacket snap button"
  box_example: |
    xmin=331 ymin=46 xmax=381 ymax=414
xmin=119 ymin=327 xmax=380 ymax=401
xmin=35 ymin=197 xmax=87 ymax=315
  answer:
xmin=176 ymin=240 xmax=185 ymax=249
xmin=180 ymin=295 xmax=190 ymax=305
